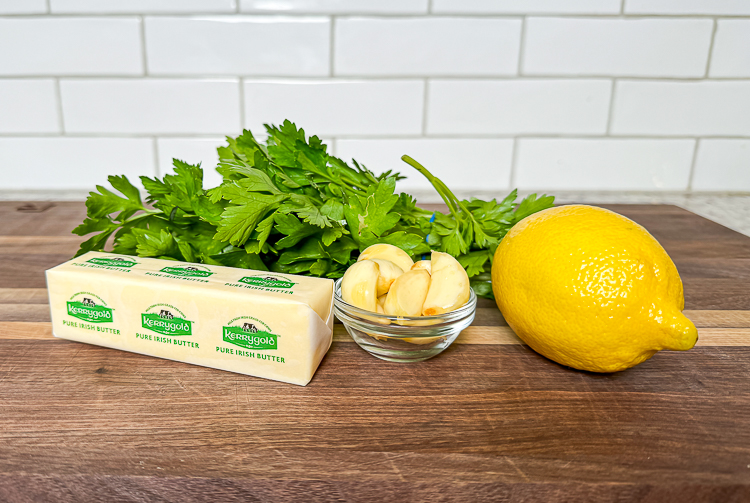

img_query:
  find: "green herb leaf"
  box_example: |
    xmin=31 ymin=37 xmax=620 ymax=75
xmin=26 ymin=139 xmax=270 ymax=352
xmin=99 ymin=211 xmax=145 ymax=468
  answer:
xmin=132 ymin=228 xmax=178 ymax=258
xmin=214 ymin=182 xmax=287 ymax=245
xmin=274 ymin=213 xmax=319 ymax=249
xmin=458 ymin=250 xmax=492 ymax=277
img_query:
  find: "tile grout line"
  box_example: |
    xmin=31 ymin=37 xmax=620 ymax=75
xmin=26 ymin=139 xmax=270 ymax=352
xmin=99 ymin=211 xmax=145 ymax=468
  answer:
xmin=517 ymin=17 xmax=526 ymax=75
xmin=704 ymin=18 xmax=718 ymax=78
xmin=606 ymin=79 xmax=617 ymax=135
xmin=53 ymin=78 xmax=65 ymax=134
xmin=428 ymin=0 xmax=433 ymax=14
xmin=687 ymin=139 xmax=700 ymax=192
xmin=138 ymin=15 xmax=148 ymax=76
xmin=620 ymin=0 xmax=625 ymax=15
xmin=44 ymin=0 xmax=51 ymax=14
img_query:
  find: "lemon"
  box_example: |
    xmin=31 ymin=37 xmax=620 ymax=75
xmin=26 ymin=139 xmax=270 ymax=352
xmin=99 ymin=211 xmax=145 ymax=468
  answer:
xmin=491 ymin=205 xmax=698 ymax=373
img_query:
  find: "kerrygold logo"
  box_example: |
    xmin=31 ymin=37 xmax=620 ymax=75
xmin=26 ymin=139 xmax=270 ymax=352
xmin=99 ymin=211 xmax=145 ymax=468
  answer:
xmin=160 ymin=265 xmax=213 ymax=278
xmin=66 ymin=292 xmax=113 ymax=323
xmin=238 ymin=275 xmax=295 ymax=289
xmin=141 ymin=304 xmax=192 ymax=336
xmin=222 ymin=316 xmax=278 ymax=350
xmin=86 ymin=256 xmax=137 ymax=268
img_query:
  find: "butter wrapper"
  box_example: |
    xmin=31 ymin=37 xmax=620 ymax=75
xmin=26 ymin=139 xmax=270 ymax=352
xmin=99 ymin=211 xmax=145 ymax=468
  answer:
xmin=46 ymin=251 xmax=334 ymax=386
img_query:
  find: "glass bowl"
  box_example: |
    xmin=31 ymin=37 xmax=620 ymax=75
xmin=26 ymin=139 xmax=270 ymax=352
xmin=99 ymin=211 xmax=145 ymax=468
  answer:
xmin=333 ymin=278 xmax=477 ymax=362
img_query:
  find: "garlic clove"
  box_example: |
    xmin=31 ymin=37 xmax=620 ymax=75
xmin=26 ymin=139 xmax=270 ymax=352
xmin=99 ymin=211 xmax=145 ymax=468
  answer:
xmin=421 ymin=251 xmax=470 ymax=316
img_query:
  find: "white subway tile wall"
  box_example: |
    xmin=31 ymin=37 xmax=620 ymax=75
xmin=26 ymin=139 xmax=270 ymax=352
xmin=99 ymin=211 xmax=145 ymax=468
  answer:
xmin=0 ymin=80 xmax=60 ymax=133
xmin=515 ymin=139 xmax=695 ymax=191
xmin=240 ymin=1 xmax=428 ymax=14
xmin=335 ymin=18 xmax=521 ymax=76
xmin=432 ymin=0 xmax=621 ymax=15
xmin=1 ymin=138 xmax=155 ymax=190
xmin=693 ymin=140 xmax=750 ymax=191
xmin=0 ymin=0 xmax=47 ymax=14
xmin=611 ymin=81 xmax=750 ymax=136
xmin=522 ymin=18 xmax=713 ymax=77
xmin=50 ymin=1 xmax=237 ymax=14
xmin=624 ymin=0 xmax=750 ymax=16
xmin=0 ymin=18 xmax=143 ymax=76
xmin=244 ymin=80 xmax=424 ymax=136
xmin=0 ymin=4 xmax=747 ymax=193
xmin=427 ymin=79 xmax=611 ymax=135
xmin=60 ymin=79 xmax=241 ymax=134
xmin=709 ymin=20 xmax=750 ymax=78
xmin=145 ymin=17 xmax=330 ymax=76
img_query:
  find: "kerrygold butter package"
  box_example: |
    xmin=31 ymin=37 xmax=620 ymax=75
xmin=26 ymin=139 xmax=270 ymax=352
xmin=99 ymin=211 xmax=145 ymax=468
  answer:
xmin=46 ymin=251 xmax=334 ymax=386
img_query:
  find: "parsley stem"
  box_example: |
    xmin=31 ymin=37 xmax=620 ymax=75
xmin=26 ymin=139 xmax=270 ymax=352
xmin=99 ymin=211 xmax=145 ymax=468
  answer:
xmin=400 ymin=155 xmax=461 ymax=221
xmin=402 ymin=155 xmax=487 ymax=255
xmin=123 ymin=208 xmax=162 ymax=224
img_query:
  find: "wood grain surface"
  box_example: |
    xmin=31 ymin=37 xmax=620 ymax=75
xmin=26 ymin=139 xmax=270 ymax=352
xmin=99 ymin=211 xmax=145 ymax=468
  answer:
xmin=1 ymin=201 xmax=749 ymax=503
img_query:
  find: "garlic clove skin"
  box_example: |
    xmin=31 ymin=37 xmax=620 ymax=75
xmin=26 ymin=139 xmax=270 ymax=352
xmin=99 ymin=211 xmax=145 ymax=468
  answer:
xmin=341 ymin=260 xmax=380 ymax=312
xmin=421 ymin=251 xmax=470 ymax=316
xmin=358 ymin=243 xmax=414 ymax=275
xmin=384 ymin=269 xmax=431 ymax=317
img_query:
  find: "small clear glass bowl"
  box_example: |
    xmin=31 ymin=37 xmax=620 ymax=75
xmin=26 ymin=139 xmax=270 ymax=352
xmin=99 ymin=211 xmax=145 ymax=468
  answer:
xmin=333 ymin=278 xmax=477 ymax=362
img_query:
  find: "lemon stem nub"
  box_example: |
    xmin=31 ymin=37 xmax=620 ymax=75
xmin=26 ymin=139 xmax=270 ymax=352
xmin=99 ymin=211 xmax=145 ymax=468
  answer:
xmin=659 ymin=311 xmax=699 ymax=351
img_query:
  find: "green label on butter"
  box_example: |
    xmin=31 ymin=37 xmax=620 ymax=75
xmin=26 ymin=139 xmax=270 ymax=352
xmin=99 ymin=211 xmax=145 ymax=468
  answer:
xmin=141 ymin=304 xmax=192 ymax=336
xmin=238 ymin=275 xmax=295 ymax=289
xmin=86 ymin=256 xmax=137 ymax=268
xmin=67 ymin=292 xmax=113 ymax=323
xmin=160 ymin=265 xmax=213 ymax=278
xmin=222 ymin=316 xmax=278 ymax=350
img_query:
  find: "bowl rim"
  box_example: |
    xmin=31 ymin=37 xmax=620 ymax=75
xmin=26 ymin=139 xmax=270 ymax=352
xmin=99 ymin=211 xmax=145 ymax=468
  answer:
xmin=333 ymin=277 xmax=477 ymax=325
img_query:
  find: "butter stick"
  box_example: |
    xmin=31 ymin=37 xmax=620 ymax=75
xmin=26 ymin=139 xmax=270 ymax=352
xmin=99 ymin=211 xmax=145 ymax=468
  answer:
xmin=46 ymin=251 xmax=334 ymax=386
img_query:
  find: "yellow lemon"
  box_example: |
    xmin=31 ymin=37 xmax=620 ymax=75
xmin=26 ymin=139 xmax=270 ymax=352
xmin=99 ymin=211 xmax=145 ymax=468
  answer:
xmin=491 ymin=205 xmax=698 ymax=373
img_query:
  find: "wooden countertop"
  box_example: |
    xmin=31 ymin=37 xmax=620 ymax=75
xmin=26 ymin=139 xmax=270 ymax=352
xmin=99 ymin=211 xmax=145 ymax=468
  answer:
xmin=1 ymin=201 xmax=749 ymax=502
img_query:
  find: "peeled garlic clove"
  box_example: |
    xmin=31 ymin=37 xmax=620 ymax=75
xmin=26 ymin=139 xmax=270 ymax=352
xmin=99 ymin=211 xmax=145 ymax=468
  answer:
xmin=384 ymin=269 xmax=431 ymax=317
xmin=370 ymin=295 xmax=391 ymax=328
xmin=411 ymin=260 xmax=431 ymax=274
xmin=376 ymin=296 xmax=386 ymax=315
xmin=377 ymin=294 xmax=387 ymax=312
xmin=422 ymin=251 xmax=470 ymax=316
xmin=366 ymin=301 xmax=391 ymax=328
xmin=370 ymin=259 xmax=404 ymax=296
xmin=358 ymin=243 xmax=414 ymax=275
xmin=341 ymin=260 xmax=379 ymax=312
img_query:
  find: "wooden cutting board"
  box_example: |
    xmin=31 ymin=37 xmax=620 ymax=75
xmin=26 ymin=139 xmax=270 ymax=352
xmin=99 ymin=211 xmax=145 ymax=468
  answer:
xmin=1 ymin=201 xmax=749 ymax=502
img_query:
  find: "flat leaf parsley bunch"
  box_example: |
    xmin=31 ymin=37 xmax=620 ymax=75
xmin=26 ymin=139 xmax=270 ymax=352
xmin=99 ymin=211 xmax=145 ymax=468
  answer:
xmin=74 ymin=121 xmax=553 ymax=298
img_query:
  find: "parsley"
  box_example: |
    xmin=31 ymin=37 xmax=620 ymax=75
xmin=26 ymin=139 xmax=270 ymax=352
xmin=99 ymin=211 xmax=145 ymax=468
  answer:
xmin=73 ymin=120 xmax=554 ymax=297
